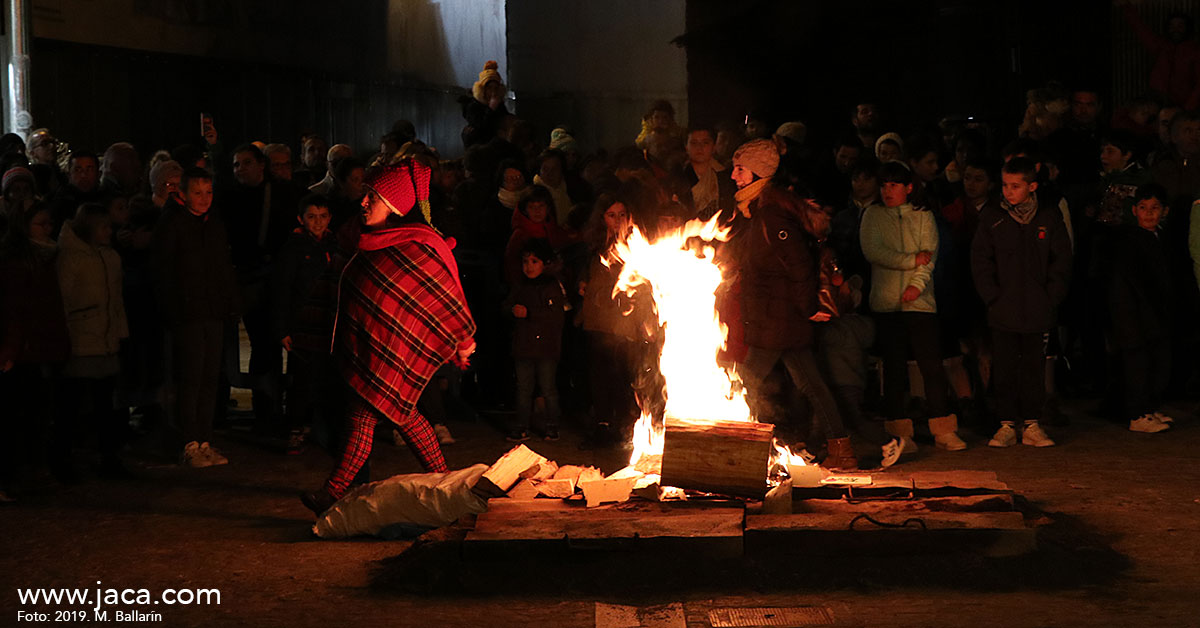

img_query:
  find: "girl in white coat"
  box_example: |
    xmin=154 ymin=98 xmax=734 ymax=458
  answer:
xmin=56 ymin=203 xmax=129 ymax=477
xmin=860 ymin=162 xmax=966 ymax=454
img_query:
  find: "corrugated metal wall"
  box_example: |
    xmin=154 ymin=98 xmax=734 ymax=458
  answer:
xmin=30 ymin=38 xmax=470 ymax=162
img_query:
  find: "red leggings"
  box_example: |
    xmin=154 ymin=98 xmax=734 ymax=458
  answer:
xmin=324 ymin=398 xmax=448 ymax=498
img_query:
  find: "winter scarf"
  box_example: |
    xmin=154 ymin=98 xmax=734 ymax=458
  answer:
xmin=497 ymin=186 xmax=531 ymax=211
xmin=334 ymin=224 xmax=476 ymax=426
xmin=735 ymin=178 xmax=770 ymax=217
xmin=690 ymin=159 xmax=725 ymax=215
xmin=1002 ymin=192 xmax=1039 ymax=225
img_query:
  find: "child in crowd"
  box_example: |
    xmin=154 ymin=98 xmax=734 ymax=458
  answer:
xmin=272 ymin=195 xmax=346 ymax=453
xmin=1109 ymin=185 xmax=1174 ymax=433
xmin=861 ymin=161 xmax=967 ymax=454
xmin=577 ymin=194 xmax=638 ymax=448
xmin=55 ymin=203 xmax=130 ymax=478
xmin=504 ymin=238 xmax=568 ymax=441
xmin=829 ymin=157 xmax=880 ymax=298
xmin=503 ymin=185 xmax=569 ymax=286
xmin=972 ymin=157 xmax=1072 ymax=448
xmin=0 ymin=204 xmax=70 ymax=496
xmin=940 ymin=158 xmax=999 ymax=394
xmin=153 ymin=168 xmax=240 ymax=467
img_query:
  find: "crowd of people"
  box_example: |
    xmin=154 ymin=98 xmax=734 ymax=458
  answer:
xmin=2 ymin=23 xmax=1199 ymax=505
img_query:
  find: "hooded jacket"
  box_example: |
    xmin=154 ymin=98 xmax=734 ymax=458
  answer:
xmin=56 ymin=221 xmax=128 ymax=357
xmin=859 ymin=202 xmax=938 ymax=314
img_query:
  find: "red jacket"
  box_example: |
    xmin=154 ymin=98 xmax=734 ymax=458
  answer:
xmin=334 ymin=224 xmax=476 ymax=426
xmin=503 ymin=208 xmax=570 ymax=285
xmin=1126 ymin=6 xmax=1200 ymax=108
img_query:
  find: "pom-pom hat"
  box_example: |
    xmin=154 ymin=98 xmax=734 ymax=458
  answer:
xmin=472 ymin=60 xmax=504 ymax=103
xmin=363 ymin=158 xmax=431 ymax=217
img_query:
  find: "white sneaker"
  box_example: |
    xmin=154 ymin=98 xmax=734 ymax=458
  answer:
xmin=433 ymin=423 xmax=455 ymax=445
xmin=1020 ymin=422 xmax=1056 ymax=447
xmin=1130 ymin=415 xmax=1170 ymax=433
xmin=199 ymin=442 xmax=229 ymax=466
xmin=1151 ymin=412 xmax=1175 ymax=424
xmin=988 ymin=423 xmax=1017 ymax=448
xmin=180 ymin=441 xmax=214 ymax=468
xmin=880 ymin=438 xmax=902 ymax=468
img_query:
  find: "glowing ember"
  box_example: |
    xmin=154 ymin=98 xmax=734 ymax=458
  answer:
xmin=607 ymin=216 xmax=802 ymax=481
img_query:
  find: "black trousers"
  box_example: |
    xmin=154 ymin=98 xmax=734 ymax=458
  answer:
xmin=991 ymin=329 xmax=1046 ymax=422
xmin=285 ymin=348 xmax=343 ymax=431
xmin=0 ymin=363 xmax=54 ymax=489
xmin=56 ymin=376 xmax=125 ymax=464
xmin=586 ymin=331 xmax=637 ymax=431
xmin=1121 ymin=340 xmax=1171 ymax=420
xmin=241 ymin=280 xmax=283 ymax=426
xmin=740 ymin=345 xmax=847 ymax=442
xmin=173 ymin=319 xmax=224 ymax=445
xmin=875 ymin=311 xmax=949 ymax=420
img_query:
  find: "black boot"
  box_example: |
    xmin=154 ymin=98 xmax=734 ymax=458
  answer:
xmin=300 ymin=487 xmax=337 ymax=515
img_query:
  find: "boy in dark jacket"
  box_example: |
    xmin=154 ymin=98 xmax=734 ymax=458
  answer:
xmin=152 ymin=168 xmax=240 ymax=467
xmin=972 ymin=157 xmax=1072 ymax=448
xmin=1110 ymin=184 xmax=1175 ymax=433
xmin=504 ymin=238 xmax=568 ymax=441
xmin=272 ymin=195 xmax=346 ymax=451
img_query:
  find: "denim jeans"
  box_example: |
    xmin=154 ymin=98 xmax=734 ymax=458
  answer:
xmin=514 ymin=358 xmax=561 ymax=432
xmin=739 ymin=345 xmax=847 ymax=442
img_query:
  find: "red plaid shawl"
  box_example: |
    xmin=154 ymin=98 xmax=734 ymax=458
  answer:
xmin=334 ymin=224 xmax=476 ymax=425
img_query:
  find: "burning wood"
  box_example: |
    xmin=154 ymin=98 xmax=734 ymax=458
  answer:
xmin=659 ymin=418 xmax=775 ymax=499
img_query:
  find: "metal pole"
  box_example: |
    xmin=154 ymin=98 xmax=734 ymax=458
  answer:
xmin=7 ymin=0 xmax=32 ymax=139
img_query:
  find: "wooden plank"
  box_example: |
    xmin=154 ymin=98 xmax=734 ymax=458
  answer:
xmin=474 ymin=444 xmax=548 ymax=497
xmin=506 ymin=478 xmax=540 ymax=501
xmin=659 ymin=418 xmax=774 ymax=499
xmin=468 ymin=502 xmax=745 ymax=541
xmin=485 ymin=499 xmax=579 ymax=513
xmin=536 ymin=478 xmax=577 ymax=498
xmin=794 ymin=494 xmax=1015 ymax=514
xmin=746 ymin=511 xmax=1027 ymax=532
xmin=579 ymin=477 xmax=636 ymax=507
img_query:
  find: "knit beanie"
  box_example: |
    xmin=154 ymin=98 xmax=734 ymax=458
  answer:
xmin=472 ymin=60 xmax=504 ymax=104
xmin=2 ymin=166 xmax=34 ymax=192
xmin=874 ymin=132 xmax=905 ymax=160
xmin=775 ymin=121 xmax=807 ymax=145
xmin=548 ymin=127 xmax=578 ymax=154
xmin=364 ymin=159 xmax=431 ymax=217
xmin=732 ymin=138 xmax=780 ymax=180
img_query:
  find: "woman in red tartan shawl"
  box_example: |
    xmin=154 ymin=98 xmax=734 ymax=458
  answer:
xmin=302 ymin=158 xmax=476 ymax=515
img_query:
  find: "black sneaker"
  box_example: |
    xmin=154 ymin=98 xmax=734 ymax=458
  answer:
xmin=505 ymin=430 xmax=529 ymax=442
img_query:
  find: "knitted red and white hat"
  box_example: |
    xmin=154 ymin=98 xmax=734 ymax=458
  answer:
xmin=363 ymin=159 xmax=431 ymax=216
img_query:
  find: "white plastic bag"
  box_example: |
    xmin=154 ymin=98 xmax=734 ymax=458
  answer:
xmin=313 ymin=464 xmax=489 ymax=539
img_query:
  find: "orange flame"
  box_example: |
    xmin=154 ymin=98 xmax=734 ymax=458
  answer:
xmin=607 ymin=215 xmax=804 ymax=482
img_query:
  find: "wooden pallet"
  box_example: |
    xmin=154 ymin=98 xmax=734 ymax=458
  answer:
xmin=455 ymin=470 xmax=1032 ymax=559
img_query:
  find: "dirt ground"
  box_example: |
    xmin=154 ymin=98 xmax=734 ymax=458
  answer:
xmin=3 ymin=393 xmax=1200 ymax=628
